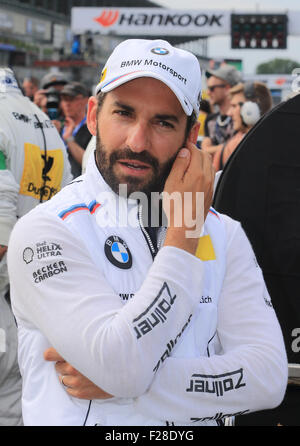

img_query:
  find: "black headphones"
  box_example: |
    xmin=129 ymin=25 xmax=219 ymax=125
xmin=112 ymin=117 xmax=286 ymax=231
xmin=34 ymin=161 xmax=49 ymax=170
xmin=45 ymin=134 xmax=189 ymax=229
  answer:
xmin=239 ymin=82 xmax=261 ymax=127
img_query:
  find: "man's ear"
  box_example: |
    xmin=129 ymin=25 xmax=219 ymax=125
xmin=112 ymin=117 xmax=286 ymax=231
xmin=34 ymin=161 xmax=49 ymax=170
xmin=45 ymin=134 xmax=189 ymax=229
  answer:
xmin=86 ymin=96 xmax=98 ymax=136
xmin=187 ymin=121 xmax=200 ymax=145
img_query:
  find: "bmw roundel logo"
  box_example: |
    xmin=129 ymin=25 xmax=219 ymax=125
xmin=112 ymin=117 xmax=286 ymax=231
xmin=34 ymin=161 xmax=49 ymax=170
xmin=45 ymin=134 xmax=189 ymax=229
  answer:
xmin=151 ymin=47 xmax=169 ymax=56
xmin=104 ymin=236 xmax=132 ymax=269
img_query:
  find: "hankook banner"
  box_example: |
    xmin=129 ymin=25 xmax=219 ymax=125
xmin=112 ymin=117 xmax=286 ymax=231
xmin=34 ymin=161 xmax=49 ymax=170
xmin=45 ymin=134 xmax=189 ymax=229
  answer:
xmin=71 ymin=7 xmax=230 ymax=36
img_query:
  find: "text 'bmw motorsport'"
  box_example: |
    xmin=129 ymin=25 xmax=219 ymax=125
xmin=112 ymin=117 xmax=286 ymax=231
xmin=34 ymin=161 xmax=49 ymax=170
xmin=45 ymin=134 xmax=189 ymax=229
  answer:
xmin=120 ymin=58 xmax=187 ymax=84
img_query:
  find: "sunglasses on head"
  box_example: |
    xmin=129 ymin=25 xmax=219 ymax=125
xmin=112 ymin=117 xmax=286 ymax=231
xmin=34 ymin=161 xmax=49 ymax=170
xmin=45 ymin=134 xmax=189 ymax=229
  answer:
xmin=208 ymin=84 xmax=226 ymax=92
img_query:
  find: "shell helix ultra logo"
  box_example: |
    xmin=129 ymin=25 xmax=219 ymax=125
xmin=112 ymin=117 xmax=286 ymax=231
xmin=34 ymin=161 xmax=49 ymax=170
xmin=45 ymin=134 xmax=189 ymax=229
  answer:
xmin=94 ymin=10 xmax=119 ymax=27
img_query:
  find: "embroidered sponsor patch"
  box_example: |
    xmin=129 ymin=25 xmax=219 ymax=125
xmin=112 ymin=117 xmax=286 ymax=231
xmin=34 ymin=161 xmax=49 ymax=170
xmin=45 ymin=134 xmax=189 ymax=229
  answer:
xmin=35 ymin=241 xmax=63 ymax=259
xmin=23 ymin=242 xmax=63 ymax=265
xmin=186 ymin=368 xmax=246 ymax=396
xmin=104 ymin=235 xmax=132 ymax=269
xmin=23 ymin=247 xmax=34 ymax=264
xmin=32 ymin=261 xmax=68 ymax=283
xmin=151 ymin=47 xmax=169 ymax=55
xmin=153 ymin=314 xmax=193 ymax=373
xmin=133 ymin=282 xmax=176 ymax=340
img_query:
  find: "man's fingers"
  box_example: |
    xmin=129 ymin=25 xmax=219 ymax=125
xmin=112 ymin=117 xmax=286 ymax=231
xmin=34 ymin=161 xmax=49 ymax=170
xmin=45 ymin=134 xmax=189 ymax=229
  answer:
xmin=165 ymin=147 xmax=191 ymax=185
xmin=55 ymin=361 xmax=78 ymax=376
xmin=43 ymin=347 xmax=65 ymax=362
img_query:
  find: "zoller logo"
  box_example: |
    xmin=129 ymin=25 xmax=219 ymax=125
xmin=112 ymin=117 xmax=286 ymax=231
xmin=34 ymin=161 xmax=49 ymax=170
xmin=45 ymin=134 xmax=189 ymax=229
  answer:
xmin=94 ymin=10 xmax=119 ymax=27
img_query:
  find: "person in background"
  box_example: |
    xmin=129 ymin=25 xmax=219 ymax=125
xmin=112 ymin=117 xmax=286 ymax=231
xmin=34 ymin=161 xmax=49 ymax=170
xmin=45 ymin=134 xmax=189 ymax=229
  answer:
xmin=213 ymin=81 xmax=272 ymax=172
xmin=202 ymin=64 xmax=242 ymax=156
xmin=33 ymin=71 xmax=68 ymax=116
xmin=60 ymin=81 xmax=92 ymax=178
xmin=22 ymin=76 xmax=39 ymax=101
xmin=197 ymin=98 xmax=212 ymax=148
xmin=7 ymin=40 xmax=287 ymax=427
xmin=0 ymin=67 xmax=73 ymax=426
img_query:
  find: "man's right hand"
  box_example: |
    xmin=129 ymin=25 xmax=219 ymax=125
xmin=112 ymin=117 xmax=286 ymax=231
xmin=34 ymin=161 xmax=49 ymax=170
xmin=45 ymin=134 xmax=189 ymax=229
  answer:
xmin=44 ymin=347 xmax=113 ymax=400
xmin=163 ymin=142 xmax=215 ymax=255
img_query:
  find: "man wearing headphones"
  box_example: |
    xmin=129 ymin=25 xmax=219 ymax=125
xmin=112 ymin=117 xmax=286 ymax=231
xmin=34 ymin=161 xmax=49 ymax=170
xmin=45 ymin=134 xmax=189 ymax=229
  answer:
xmin=213 ymin=82 xmax=272 ymax=172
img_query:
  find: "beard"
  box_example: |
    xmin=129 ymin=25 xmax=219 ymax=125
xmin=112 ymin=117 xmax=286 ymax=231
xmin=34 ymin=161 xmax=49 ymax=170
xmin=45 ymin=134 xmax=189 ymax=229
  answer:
xmin=95 ymin=126 xmax=182 ymax=197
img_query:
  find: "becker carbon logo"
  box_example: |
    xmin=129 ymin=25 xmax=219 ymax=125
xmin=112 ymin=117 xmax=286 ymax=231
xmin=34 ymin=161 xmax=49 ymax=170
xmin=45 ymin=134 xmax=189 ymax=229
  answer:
xmin=186 ymin=368 xmax=246 ymax=397
xmin=32 ymin=261 xmax=67 ymax=283
xmin=151 ymin=47 xmax=169 ymax=56
xmin=104 ymin=235 xmax=132 ymax=269
xmin=133 ymin=282 xmax=176 ymax=340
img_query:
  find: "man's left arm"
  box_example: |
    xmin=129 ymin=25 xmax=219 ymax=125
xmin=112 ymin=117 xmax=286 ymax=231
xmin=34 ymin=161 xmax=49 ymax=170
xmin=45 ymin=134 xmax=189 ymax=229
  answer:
xmin=131 ymin=217 xmax=288 ymax=422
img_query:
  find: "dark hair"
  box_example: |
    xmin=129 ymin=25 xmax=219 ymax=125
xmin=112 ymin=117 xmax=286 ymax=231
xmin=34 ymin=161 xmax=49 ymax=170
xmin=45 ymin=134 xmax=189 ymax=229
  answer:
xmin=252 ymin=82 xmax=272 ymax=115
xmin=199 ymin=99 xmax=211 ymax=114
xmin=96 ymin=91 xmax=197 ymax=139
xmin=23 ymin=76 xmax=39 ymax=88
xmin=230 ymin=81 xmax=272 ymax=115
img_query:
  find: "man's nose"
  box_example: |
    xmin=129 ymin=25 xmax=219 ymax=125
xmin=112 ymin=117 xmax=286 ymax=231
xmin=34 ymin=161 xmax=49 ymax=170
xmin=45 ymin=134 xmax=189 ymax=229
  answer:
xmin=126 ymin=121 xmax=150 ymax=153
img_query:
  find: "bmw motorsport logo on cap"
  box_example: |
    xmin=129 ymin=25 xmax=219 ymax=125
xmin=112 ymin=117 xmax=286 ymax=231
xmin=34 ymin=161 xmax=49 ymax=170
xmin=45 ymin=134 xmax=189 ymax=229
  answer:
xmin=151 ymin=47 xmax=169 ymax=55
xmin=104 ymin=236 xmax=132 ymax=269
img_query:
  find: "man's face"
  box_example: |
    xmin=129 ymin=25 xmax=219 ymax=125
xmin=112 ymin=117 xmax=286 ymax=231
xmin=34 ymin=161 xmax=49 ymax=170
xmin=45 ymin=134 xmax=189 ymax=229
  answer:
xmin=22 ymin=80 xmax=38 ymax=100
xmin=207 ymin=76 xmax=229 ymax=106
xmin=60 ymin=94 xmax=88 ymax=120
xmin=227 ymin=92 xmax=247 ymax=132
xmin=87 ymin=77 xmax=197 ymax=196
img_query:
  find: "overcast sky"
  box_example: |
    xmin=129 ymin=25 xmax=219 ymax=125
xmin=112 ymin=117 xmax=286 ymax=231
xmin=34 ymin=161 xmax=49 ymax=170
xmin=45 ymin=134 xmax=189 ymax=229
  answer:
xmin=154 ymin=0 xmax=300 ymax=74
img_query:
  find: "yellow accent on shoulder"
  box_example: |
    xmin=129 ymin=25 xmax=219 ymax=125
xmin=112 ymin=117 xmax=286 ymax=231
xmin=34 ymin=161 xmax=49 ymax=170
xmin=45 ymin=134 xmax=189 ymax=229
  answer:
xmin=195 ymin=235 xmax=216 ymax=261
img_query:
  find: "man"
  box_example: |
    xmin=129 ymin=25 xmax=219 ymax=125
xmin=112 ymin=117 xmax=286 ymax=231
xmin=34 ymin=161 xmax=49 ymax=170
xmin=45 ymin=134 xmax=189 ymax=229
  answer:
xmin=213 ymin=81 xmax=272 ymax=171
xmin=0 ymin=67 xmax=73 ymax=426
xmin=22 ymin=76 xmax=39 ymax=101
xmin=7 ymin=40 xmax=287 ymax=426
xmin=33 ymin=71 xmax=68 ymax=116
xmin=202 ymin=64 xmax=241 ymax=155
xmin=60 ymin=81 xmax=92 ymax=178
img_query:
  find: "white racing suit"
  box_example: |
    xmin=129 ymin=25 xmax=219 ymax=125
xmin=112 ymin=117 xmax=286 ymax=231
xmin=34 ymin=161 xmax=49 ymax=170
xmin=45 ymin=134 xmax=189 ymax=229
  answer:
xmin=0 ymin=69 xmax=73 ymax=425
xmin=7 ymin=154 xmax=287 ymax=426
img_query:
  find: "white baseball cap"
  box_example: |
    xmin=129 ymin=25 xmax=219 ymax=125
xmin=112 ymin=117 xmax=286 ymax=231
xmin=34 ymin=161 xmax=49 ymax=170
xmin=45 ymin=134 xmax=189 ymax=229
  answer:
xmin=95 ymin=39 xmax=202 ymax=116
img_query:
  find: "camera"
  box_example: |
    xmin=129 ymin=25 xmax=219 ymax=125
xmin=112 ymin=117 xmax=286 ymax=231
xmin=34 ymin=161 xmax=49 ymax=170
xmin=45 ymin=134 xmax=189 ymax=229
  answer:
xmin=45 ymin=87 xmax=60 ymax=120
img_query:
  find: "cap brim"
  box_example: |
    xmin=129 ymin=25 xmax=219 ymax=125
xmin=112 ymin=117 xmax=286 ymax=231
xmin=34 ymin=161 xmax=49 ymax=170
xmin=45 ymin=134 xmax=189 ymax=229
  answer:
xmin=97 ymin=71 xmax=194 ymax=116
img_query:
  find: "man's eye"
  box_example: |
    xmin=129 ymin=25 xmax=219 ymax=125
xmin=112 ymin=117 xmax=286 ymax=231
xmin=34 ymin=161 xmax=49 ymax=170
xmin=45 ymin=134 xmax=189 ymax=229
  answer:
xmin=114 ymin=110 xmax=131 ymax=117
xmin=158 ymin=120 xmax=174 ymax=128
